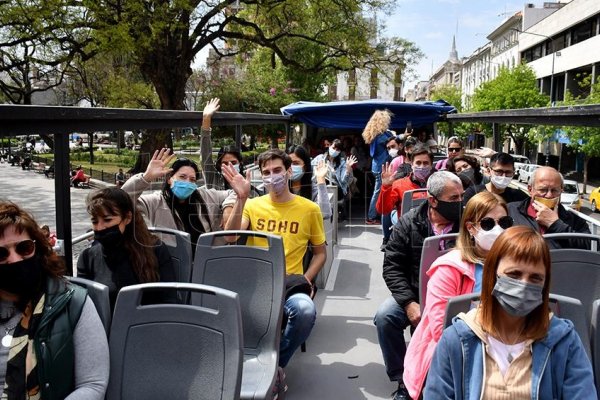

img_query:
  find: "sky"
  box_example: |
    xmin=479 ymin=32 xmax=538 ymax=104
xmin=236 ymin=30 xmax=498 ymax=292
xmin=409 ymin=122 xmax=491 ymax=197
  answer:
xmin=381 ymin=0 xmax=527 ymax=92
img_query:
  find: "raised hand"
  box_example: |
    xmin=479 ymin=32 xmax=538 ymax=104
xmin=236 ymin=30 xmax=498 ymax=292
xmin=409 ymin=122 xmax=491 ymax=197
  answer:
xmin=203 ymin=98 xmax=220 ymax=117
xmin=381 ymin=162 xmax=396 ymax=187
xmin=222 ymin=164 xmax=251 ymax=200
xmin=346 ymin=154 xmax=358 ymax=171
xmin=144 ymin=148 xmax=176 ymax=181
xmin=314 ymin=159 xmax=329 ymax=184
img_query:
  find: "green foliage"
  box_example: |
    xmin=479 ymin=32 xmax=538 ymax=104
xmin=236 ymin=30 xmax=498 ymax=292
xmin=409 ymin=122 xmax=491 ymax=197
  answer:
xmin=430 ymin=84 xmax=463 ymax=112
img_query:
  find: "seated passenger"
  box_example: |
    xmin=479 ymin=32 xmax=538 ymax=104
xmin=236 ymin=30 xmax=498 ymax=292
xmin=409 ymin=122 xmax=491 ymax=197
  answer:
xmin=377 ymin=145 xmax=433 ymax=216
xmin=403 ymin=191 xmax=512 ymax=398
xmin=311 ymin=139 xmax=356 ymax=220
xmin=287 ymin=145 xmax=332 ymax=219
xmin=447 ymin=154 xmax=486 ymax=190
xmin=434 ymin=136 xmax=464 ymax=171
xmin=463 ymin=152 xmax=529 ymax=205
xmin=0 ymin=201 xmax=109 ymax=399
xmin=374 ymin=171 xmax=463 ymax=399
xmin=425 ymin=226 xmax=597 ymax=399
xmin=508 ymin=166 xmax=591 ymax=249
xmin=121 ymin=150 xmax=247 ymax=253
xmin=77 ymin=188 xmax=176 ymax=309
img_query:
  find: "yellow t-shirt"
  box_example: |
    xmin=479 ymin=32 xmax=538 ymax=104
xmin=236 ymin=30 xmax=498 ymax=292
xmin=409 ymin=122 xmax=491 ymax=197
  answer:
xmin=242 ymin=194 xmax=326 ymax=275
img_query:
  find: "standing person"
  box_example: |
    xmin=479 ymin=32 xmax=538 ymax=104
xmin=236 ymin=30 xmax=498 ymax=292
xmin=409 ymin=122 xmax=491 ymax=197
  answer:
xmin=403 ymin=191 xmax=513 ymax=399
xmin=508 ymin=166 xmax=590 ymax=249
xmin=223 ymin=149 xmax=326 ymax=370
xmin=374 ymin=171 xmax=463 ymax=400
xmin=77 ymin=188 xmax=176 ymax=309
xmin=115 ymin=168 xmax=126 ymax=187
xmin=435 ymin=136 xmax=464 ymax=171
xmin=121 ymin=149 xmax=246 ymax=254
xmin=379 ymin=135 xmax=406 ymax=249
xmin=463 ymin=152 xmax=529 ymax=205
xmin=0 ymin=201 xmax=109 ymax=400
xmin=425 ymin=226 xmax=596 ymax=399
xmin=287 ymin=145 xmax=332 ymax=219
xmin=363 ymin=110 xmax=395 ymax=225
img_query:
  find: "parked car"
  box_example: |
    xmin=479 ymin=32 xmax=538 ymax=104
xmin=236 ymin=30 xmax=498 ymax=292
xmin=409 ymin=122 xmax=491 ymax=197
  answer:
xmin=589 ymin=187 xmax=600 ymax=212
xmin=512 ymin=155 xmax=531 ymax=179
xmin=561 ymin=179 xmax=581 ymax=211
xmin=518 ymin=164 xmax=541 ymax=184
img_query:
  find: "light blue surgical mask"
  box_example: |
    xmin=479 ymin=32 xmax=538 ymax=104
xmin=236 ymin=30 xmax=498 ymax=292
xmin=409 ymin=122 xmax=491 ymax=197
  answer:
xmin=232 ymin=164 xmax=240 ymax=173
xmin=291 ymin=165 xmax=304 ymax=181
xmin=171 ymin=180 xmax=197 ymax=200
xmin=328 ymin=147 xmax=340 ymax=158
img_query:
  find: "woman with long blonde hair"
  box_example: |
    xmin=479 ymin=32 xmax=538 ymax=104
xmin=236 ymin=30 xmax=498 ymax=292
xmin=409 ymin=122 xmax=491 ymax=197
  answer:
xmin=363 ymin=109 xmax=394 ymax=224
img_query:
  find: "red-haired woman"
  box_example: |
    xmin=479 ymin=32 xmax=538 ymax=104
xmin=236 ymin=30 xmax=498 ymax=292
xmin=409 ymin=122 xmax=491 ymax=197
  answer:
xmin=425 ymin=226 xmax=596 ymax=399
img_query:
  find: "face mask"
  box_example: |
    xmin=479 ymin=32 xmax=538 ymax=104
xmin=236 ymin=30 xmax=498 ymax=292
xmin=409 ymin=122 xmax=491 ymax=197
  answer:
xmin=534 ymin=196 xmax=560 ymax=209
xmin=388 ymin=148 xmax=399 ymax=158
xmin=171 ymin=180 xmax=197 ymax=200
xmin=291 ymin=165 xmax=304 ymax=182
xmin=413 ymin=166 xmax=432 ymax=182
xmin=263 ymin=173 xmax=287 ymax=195
xmin=493 ymin=275 xmax=543 ymax=317
xmin=474 ymin=225 xmax=504 ymax=251
xmin=0 ymin=256 xmax=43 ymax=304
xmin=433 ymin=198 xmax=462 ymax=222
xmin=232 ymin=164 xmax=240 ymax=174
xmin=94 ymin=224 xmax=124 ymax=249
xmin=458 ymin=168 xmax=475 ymax=184
xmin=328 ymin=147 xmax=340 ymax=158
xmin=491 ymin=175 xmax=512 ymax=190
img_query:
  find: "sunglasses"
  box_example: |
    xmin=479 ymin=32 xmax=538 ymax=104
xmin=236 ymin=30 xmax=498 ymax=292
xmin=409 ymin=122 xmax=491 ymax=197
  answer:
xmin=479 ymin=216 xmax=513 ymax=231
xmin=448 ymin=147 xmax=462 ymax=153
xmin=0 ymin=239 xmax=36 ymax=262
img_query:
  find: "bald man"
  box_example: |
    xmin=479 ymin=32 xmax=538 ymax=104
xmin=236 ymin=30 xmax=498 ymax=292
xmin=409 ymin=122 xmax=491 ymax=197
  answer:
xmin=507 ymin=166 xmax=590 ymax=249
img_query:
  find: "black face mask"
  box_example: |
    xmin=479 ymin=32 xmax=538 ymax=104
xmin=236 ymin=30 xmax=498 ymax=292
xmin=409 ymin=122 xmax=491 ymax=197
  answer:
xmin=0 ymin=256 xmax=43 ymax=305
xmin=94 ymin=225 xmax=124 ymax=249
xmin=433 ymin=198 xmax=463 ymax=223
xmin=458 ymin=168 xmax=476 ymax=185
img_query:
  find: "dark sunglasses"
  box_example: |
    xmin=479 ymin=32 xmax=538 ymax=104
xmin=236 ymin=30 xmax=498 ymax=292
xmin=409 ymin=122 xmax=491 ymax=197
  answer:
xmin=448 ymin=147 xmax=462 ymax=153
xmin=479 ymin=216 xmax=513 ymax=231
xmin=0 ymin=239 xmax=36 ymax=262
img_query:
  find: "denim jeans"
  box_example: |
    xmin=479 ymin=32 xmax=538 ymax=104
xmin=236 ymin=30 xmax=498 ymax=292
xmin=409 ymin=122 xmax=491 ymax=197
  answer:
xmin=279 ymin=293 xmax=316 ymax=367
xmin=368 ymin=172 xmax=382 ymax=220
xmin=374 ymin=296 xmax=411 ymax=382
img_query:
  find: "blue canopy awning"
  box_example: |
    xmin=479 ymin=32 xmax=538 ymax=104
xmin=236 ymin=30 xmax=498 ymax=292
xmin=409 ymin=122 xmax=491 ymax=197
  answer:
xmin=280 ymin=99 xmax=457 ymax=130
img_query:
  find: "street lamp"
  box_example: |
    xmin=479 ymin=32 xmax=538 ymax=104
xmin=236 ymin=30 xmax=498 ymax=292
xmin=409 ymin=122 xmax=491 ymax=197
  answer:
xmin=512 ymin=28 xmax=555 ymax=104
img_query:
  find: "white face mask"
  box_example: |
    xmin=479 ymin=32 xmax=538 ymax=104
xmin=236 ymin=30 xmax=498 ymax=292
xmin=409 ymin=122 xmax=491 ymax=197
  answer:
xmin=474 ymin=225 xmax=504 ymax=251
xmin=491 ymin=175 xmax=511 ymax=190
xmin=388 ymin=148 xmax=399 ymax=158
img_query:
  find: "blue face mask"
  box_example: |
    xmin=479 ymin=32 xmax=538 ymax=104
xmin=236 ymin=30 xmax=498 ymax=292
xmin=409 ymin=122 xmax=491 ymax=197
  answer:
xmin=171 ymin=180 xmax=197 ymax=200
xmin=291 ymin=165 xmax=304 ymax=181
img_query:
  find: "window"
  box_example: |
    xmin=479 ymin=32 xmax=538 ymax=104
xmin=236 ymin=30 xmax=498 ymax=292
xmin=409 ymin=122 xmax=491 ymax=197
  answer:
xmin=572 ymin=19 xmax=594 ymax=44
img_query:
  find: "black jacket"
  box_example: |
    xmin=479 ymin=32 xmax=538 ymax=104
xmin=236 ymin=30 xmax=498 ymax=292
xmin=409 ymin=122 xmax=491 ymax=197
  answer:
xmin=507 ymin=198 xmax=591 ymax=249
xmin=383 ymin=202 xmax=459 ymax=308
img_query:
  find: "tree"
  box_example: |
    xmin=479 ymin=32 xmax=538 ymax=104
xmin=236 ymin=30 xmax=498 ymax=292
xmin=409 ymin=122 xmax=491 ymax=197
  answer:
xmin=82 ymin=0 xmax=422 ymax=171
xmin=471 ymin=64 xmax=549 ymax=154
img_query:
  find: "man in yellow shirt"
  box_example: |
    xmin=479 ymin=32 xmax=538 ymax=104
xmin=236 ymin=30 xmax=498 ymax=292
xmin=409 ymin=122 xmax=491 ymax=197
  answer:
xmin=224 ymin=148 xmax=326 ymax=369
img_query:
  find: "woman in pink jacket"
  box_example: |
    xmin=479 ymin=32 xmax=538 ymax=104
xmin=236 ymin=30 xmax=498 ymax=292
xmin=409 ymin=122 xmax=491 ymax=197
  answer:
xmin=403 ymin=191 xmax=514 ymax=399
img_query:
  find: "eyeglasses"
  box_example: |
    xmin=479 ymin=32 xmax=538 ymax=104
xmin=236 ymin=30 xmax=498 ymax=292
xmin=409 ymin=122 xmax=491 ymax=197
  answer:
xmin=479 ymin=216 xmax=513 ymax=231
xmin=533 ymin=187 xmax=561 ymax=197
xmin=448 ymin=147 xmax=462 ymax=153
xmin=0 ymin=239 xmax=36 ymax=262
xmin=491 ymin=168 xmax=514 ymax=178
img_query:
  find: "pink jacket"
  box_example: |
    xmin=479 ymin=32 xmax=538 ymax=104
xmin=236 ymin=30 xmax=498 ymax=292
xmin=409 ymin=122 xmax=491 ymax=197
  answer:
xmin=403 ymin=249 xmax=475 ymax=399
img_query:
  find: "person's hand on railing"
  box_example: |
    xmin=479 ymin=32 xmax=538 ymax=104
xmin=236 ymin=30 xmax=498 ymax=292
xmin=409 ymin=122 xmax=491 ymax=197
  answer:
xmin=143 ymin=148 xmax=176 ymax=182
xmin=314 ymin=159 xmax=328 ymax=185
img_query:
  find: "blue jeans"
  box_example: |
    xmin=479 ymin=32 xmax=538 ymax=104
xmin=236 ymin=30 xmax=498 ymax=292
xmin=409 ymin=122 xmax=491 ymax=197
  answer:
xmin=368 ymin=172 xmax=382 ymax=220
xmin=279 ymin=293 xmax=316 ymax=367
xmin=374 ymin=297 xmax=411 ymax=382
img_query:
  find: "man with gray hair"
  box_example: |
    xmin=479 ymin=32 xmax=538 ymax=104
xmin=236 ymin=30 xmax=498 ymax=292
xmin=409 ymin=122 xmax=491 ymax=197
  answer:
xmin=374 ymin=171 xmax=463 ymax=400
xmin=508 ymin=166 xmax=590 ymax=249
